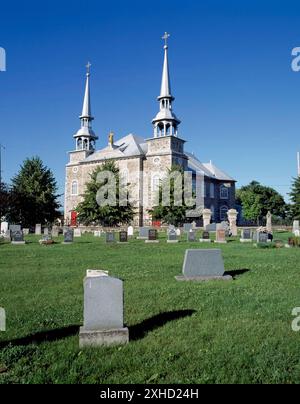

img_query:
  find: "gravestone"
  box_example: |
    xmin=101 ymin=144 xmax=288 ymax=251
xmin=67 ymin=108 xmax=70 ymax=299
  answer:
xmin=176 ymin=228 xmax=181 ymax=237
xmin=183 ymin=223 xmax=192 ymax=233
xmin=118 ymin=231 xmax=128 ymax=243
xmin=0 ymin=221 xmax=8 ymax=235
xmin=74 ymin=228 xmax=82 ymax=237
xmin=9 ymin=224 xmax=21 ymax=233
xmin=199 ymin=230 xmax=212 ymax=243
xmin=293 ymin=220 xmax=300 ymax=235
xmin=4 ymin=230 xmax=11 ymax=241
xmin=256 ymin=232 xmax=268 ymax=243
xmin=187 ymin=230 xmax=196 ymax=242
xmin=227 ymin=209 xmax=238 ymax=237
xmin=35 ymin=224 xmax=42 ymax=235
xmin=137 ymin=227 xmax=149 ymax=240
xmin=106 ymin=232 xmax=116 ymax=243
xmin=215 ymin=229 xmax=227 ymax=244
xmin=145 ymin=229 xmax=159 ymax=243
xmin=167 ymin=228 xmax=178 ymax=243
xmin=11 ymin=230 xmax=25 ymax=245
xmin=44 ymin=228 xmax=49 ymax=236
xmin=79 ymin=270 xmax=129 ymax=347
xmin=23 ymin=228 xmax=30 ymax=235
xmin=39 ymin=234 xmax=54 ymax=245
xmin=167 ymin=225 xmax=176 ymax=235
xmin=206 ymin=223 xmax=217 ymax=232
xmin=51 ymin=226 xmax=59 ymax=237
xmin=63 ymin=228 xmax=74 ymax=244
xmin=240 ymin=228 xmax=252 ymax=243
xmin=267 ymin=233 xmax=273 ymax=242
xmin=94 ymin=230 xmax=102 ymax=237
xmin=176 ymin=249 xmax=232 ymax=281
xmin=127 ymin=226 xmax=134 ymax=238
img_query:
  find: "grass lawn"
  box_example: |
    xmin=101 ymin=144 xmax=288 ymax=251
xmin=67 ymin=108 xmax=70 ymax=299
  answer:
xmin=0 ymin=230 xmax=300 ymax=384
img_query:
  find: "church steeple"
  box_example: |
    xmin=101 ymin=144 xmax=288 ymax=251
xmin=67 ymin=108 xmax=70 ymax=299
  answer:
xmin=152 ymin=33 xmax=181 ymax=138
xmin=73 ymin=62 xmax=98 ymax=152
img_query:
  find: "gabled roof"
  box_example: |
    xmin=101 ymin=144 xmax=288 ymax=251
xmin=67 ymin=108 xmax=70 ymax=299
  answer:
xmin=186 ymin=152 xmax=235 ymax=181
xmin=84 ymin=134 xmax=147 ymax=162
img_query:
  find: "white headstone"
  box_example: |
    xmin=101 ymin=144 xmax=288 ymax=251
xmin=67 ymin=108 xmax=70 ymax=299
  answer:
xmin=74 ymin=228 xmax=82 ymax=237
xmin=35 ymin=224 xmax=42 ymax=235
xmin=0 ymin=221 xmax=8 ymax=234
xmin=127 ymin=226 xmax=134 ymax=237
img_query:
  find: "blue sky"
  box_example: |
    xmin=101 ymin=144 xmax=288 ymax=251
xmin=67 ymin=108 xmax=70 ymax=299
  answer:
xmin=0 ymin=0 xmax=300 ymax=205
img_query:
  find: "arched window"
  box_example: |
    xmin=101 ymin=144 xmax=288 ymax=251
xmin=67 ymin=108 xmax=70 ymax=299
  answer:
xmin=220 ymin=206 xmax=228 ymax=221
xmin=77 ymin=138 xmax=82 ymax=150
xmin=220 ymin=184 xmax=229 ymax=199
xmin=210 ymin=183 xmax=215 ymax=198
xmin=152 ymin=175 xmax=160 ymax=192
xmin=71 ymin=180 xmax=78 ymax=196
xmin=121 ymin=169 xmax=129 ymax=186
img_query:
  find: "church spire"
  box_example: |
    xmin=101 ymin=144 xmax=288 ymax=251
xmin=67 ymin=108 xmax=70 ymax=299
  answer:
xmin=80 ymin=62 xmax=93 ymax=119
xmin=152 ymin=33 xmax=181 ymax=138
xmin=73 ymin=62 xmax=98 ymax=152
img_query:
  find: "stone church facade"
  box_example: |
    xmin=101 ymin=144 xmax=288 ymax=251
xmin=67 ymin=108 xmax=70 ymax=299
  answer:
xmin=65 ymin=36 xmax=236 ymax=226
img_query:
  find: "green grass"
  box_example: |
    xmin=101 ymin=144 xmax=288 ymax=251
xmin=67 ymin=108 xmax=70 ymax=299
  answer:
xmin=0 ymin=231 xmax=300 ymax=384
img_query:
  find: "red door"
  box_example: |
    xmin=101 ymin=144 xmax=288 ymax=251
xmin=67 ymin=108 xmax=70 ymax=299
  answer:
xmin=71 ymin=211 xmax=77 ymax=227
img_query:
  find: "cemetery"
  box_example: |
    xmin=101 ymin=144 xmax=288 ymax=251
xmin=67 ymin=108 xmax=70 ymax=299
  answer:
xmin=0 ymin=226 xmax=300 ymax=383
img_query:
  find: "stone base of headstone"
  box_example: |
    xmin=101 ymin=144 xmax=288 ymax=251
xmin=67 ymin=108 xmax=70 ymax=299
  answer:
xmin=137 ymin=237 xmax=147 ymax=240
xmin=11 ymin=241 xmax=26 ymax=245
xmin=175 ymin=275 xmax=232 ymax=282
xmin=199 ymin=239 xmax=212 ymax=243
xmin=79 ymin=327 xmax=129 ymax=347
xmin=39 ymin=239 xmax=55 ymax=245
xmin=214 ymin=241 xmax=227 ymax=244
xmin=167 ymin=240 xmax=179 ymax=243
xmin=240 ymin=239 xmax=252 ymax=243
xmin=145 ymin=240 xmax=159 ymax=243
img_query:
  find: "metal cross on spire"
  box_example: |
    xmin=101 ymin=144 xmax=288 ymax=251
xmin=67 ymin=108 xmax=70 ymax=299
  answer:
xmin=86 ymin=61 xmax=91 ymax=75
xmin=162 ymin=32 xmax=170 ymax=48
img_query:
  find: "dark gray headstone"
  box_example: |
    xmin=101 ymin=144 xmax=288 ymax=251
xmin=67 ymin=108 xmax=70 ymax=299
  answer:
xmin=182 ymin=249 xmax=225 ymax=277
xmin=119 ymin=231 xmax=128 ymax=243
xmin=9 ymin=225 xmax=21 ymax=233
xmin=106 ymin=232 xmax=116 ymax=243
xmin=168 ymin=229 xmax=177 ymax=241
xmin=11 ymin=230 xmax=24 ymax=242
xmin=258 ymin=232 xmax=268 ymax=243
xmin=202 ymin=231 xmax=210 ymax=240
xmin=64 ymin=228 xmax=74 ymax=243
xmin=242 ymin=229 xmax=252 ymax=239
xmin=206 ymin=223 xmax=217 ymax=232
xmin=148 ymin=229 xmax=157 ymax=241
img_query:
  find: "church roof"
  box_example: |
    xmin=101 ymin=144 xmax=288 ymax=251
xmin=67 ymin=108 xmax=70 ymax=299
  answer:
xmin=84 ymin=134 xmax=147 ymax=162
xmin=81 ymin=134 xmax=235 ymax=181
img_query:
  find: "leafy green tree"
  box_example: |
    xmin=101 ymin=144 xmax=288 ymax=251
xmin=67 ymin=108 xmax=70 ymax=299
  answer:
xmin=76 ymin=160 xmax=135 ymax=226
xmin=8 ymin=157 xmax=60 ymax=227
xmin=149 ymin=165 xmax=195 ymax=226
xmin=236 ymin=181 xmax=287 ymax=225
xmin=289 ymin=176 xmax=300 ymax=219
xmin=0 ymin=182 xmax=10 ymax=220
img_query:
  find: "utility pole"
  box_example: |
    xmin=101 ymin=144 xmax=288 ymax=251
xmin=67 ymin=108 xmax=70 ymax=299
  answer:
xmin=0 ymin=143 xmax=5 ymax=232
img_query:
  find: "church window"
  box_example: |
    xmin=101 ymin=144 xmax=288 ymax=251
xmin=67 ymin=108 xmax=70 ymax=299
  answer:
xmin=220 ymin=206 xmax=228 ymax=221
xmin=220 ymin=184 xmax=229 ymax=199
xmin=71 ymin=180 xmax=78 ymax=196
xmin=210 ymin=183 xmax=215 ymax=198
xmin=152 ymin=175 xmax=160 ymax=192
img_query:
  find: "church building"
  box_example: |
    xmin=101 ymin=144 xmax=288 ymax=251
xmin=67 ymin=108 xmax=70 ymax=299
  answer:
xmin=64 ymin=34 xmax=236 ymax=227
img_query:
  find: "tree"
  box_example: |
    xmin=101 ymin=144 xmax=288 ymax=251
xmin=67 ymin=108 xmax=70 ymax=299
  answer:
xmin=8 ymin=157 xmax=60 ymax=227
xmin=149 ymin=165 xmax=195 ymax=226
xmin=236 ymin=181 xmax=287 ymax=225
xmin=289 ymin=176 xmax=300 ymax=219
xmin=76 ymin=160 xmax=135 ymax=226
xmin=0 ymin=182 xmax=10 ymax=220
